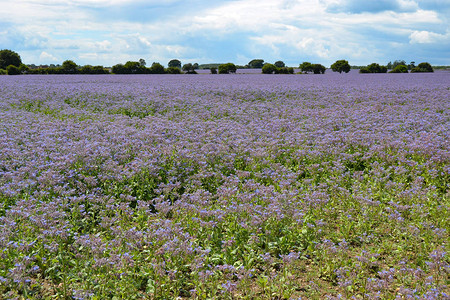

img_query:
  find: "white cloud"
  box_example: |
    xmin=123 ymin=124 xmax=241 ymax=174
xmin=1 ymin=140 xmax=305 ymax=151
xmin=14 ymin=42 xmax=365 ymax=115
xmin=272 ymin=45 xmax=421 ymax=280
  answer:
xmin=39 ymin=51 xmax=58 ymax=61
xmin=409 ymin=30 xmax=449 ymax=43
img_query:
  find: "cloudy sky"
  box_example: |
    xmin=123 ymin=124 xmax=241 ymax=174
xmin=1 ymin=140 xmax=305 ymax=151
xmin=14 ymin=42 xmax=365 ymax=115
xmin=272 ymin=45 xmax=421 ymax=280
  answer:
xmin=1 ymin=0 xmax=449 ymax=67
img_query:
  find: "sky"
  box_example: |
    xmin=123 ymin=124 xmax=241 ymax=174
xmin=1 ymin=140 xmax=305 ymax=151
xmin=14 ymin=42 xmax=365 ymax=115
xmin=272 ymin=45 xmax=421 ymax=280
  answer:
xmin=1 ymin=0 xmax=449 ymax=67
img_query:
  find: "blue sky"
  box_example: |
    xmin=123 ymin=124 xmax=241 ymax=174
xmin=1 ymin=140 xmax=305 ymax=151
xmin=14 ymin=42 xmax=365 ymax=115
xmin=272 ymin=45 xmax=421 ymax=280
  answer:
xmin=1 ymin=0 xmax=449 ymax=67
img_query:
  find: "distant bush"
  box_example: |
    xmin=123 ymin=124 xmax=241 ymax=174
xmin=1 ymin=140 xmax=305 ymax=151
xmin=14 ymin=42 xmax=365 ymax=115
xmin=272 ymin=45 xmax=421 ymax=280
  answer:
xmin=411 ymin=62 xmax=433 ymax=73
xmin=299 ymin=62 xmax=313 ymax=73
xmin=331 ymin=60 xmax=351 ymax=73
xmin=389 ymin=65 xmax=408 ymax=73
xmin=218 ymin=63 xmax=237 ymax=74
xmin=274 ymin=61 xmax=285 ymax=68
xmin=210 ymin=67 xmax=217 ymax=74
xmin=80 ymin=65 xmax=109 ymax=74
xmin=6 ymin=65 xmax=20 ymax=75
xmin=166 ymin=67 xmax=182 ymax=74
xmin=261 ymin=64 xmax=294 ymax=74
xmin=299 ymin=62 xmax=325 ymax=74
xmin=182 ymin=63 xmax=197 ymax=74
xmin=312 ymin=64 xmax=326 ymax=74
xmin=150 ymin=62 xmax=165 ymax=74
xmin=0 ymin=69 xmax=6 ymax=75
xmin=278 ymin=67 xmax=294 ymax=74
xmin=360 ymin=63 xmax=387 ymax=73
xmin=0 ymin=49 xmax=22 ymax=69
xmin=247 ymin=59 xmax=264 ymax=69
xmin=262 ymin=63 xmax=277 ymax=74
xmin=168 ymin=59 xmax=181 ymax=69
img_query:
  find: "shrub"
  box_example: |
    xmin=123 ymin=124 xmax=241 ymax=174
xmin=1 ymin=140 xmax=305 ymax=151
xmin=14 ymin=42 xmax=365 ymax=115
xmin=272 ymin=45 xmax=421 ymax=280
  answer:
xmin=277 ymin=67 xmax=294 ymax=74
xmin=0 ymin=69 xmax=6 ymax=75
xmin=274 ymin=61 xmax=285 ymax=68
xmin=0 ymin=49 xmax=22 ymax=69
xmin=360 ymin=63 xmax=387 ymax=73
xmin=389 ymin=65 xmax=408 ymax=73
xmin=411 ymin=62 xmax=433 ymax=73
xmin=299 ymin=62 xmax=313 ymax=73
xmin=218 ymin=63 xmax=237 ymax=74
xmin=262 ymin=64 xmax=277 ymax=74
xmin=210 ymin=67 xmax=217 ymax=74
xmin=150 ymin=62 xmax=165 ymax=74
xmin=166 ymin=67 xmax=182 ymax=74
xmin=6 ymin=64 xmax=20 ymax=75
xmin=330 ymin=60 xmax=351 ymax=73
xmin=312 ymin=64 xmax=326 ymax=74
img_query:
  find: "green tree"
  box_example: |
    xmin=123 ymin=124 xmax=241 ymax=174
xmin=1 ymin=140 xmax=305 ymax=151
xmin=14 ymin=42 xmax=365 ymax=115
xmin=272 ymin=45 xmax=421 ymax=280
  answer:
xmin=389 ymin=65 xmax=408 ymax=73
xmin=248 ymin=59 xmax=264 ymax=68
xmin=274 ymin=61 xmax=285 ymax=68
xmin=0 ymin=49 xmax=22 ymax=69
xmin=331 ymin=60 xmax=351 ymax=73
xmin=299 ymin=62 xmax=313 ymax=73
xmin=360 ymin=63 xmax=387 ymax=73
xmin=262 ymin=63 xmax=277 ymax=74
xmin=62 ymin=60 xmax=78 ymax=74
xmin=150 ymin=62 xmax=165 ymax=74
xmin=411 ymin=62 xmax=433 ymax=73
xmin=168 ymin=59 xmax=181 ymax=68
xmin=277 ymin=67 xmax=294 ymax=74
xmin=182 ymin=63 xmax=197 ymax=74
xmin=139 ymin=58 xmax=146 ymax=67
xmin=210 ymin=67 xmax=217 ymax=74
xmin=218 ymin=63 xmax=237 ymax=74
xmin=6 ymin=65 xmax=21 ymax=75
xmin=112 ymin=64 xmax=126 ymax=74
xmin=166 ymin=67 xmax=182 ymax=74
xmin=19 ymin=64 xmax=29 ymax=74
xmin=123 ymin=61 xmax=144 ymax=74
xmin=312 ymin=64 xmax=326 ymax=74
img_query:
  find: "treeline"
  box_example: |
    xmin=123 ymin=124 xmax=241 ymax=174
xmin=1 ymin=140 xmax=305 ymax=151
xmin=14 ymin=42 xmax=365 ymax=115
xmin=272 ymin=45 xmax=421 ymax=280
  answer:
xmin=0 ymin=49 xmax=442 ymax=76
xmin=358 ymin=60 xmax=434 ymax=73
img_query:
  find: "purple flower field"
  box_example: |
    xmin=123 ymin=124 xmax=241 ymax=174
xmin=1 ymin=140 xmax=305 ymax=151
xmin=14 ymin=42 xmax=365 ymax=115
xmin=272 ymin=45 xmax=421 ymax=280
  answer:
xmin=0 ymin=72 xmax=449 ymax=299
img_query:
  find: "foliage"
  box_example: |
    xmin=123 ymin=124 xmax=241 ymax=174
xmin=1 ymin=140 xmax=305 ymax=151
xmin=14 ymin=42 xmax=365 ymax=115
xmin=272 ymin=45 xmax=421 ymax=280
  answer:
xmin=299 ymin=62 xmax=313 ymax=73
xmin=0 ymin=49 xmax=22 ymax=69
xmin=150 ymin=62 xmax=165 ymax=74
xmin=262 ymin=63 xmax=277 ymax=74
xmin=6 ymin=64 xmax=21 ymax=75
xmin=79 ymin=65 xmax=109 ymax=74
xmin=182 ymin=63 xmax=197 ymax=74
xmin=262 ymin=64 xmax=294 ymax=74
xmin=274 ymin=61 xmax=285 ymax=68
xmin=166 ymin=67 xmax=182 ymax=74
xmin=299 ymin=62 xmax=325 ymax=74
xmin=331 ymin=60 xmax=351 ymax=73
xmin=360 ymin=63 xmax=388 ymax=73
xmin=389 ymin=65 xmax=408 ymax=73
xmin=62 ymin=60 xmax=79 ymax=74
xmin=248 ymin=59 xmax=265 ymax=69
xmin=168 ymin=59 xmax=182 ymax=69
xmin=210 ymin=67 xmax=217 ymax=74
xmin=387 ymin=60 xmax=407 ymax=70
xmin=277 ymin=67 xmax=294 ymax=74
xmin=218 ymin=63 xmax=237 ymax=74
xmin=0 ymin=69 xmax=6 ymax=75
xmin=112 ymin=61 xmax=148 ymax=74
xmin=312 ymin=64 xmax=326 ymax=74
xmin=411 ymin=62 xmax=434 ymax=73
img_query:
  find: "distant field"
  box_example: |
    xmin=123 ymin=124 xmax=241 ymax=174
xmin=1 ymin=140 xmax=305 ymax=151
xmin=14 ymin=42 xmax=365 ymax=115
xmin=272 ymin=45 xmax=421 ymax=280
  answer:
xmin=0 ymin=72 xmax=448 ymax=299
